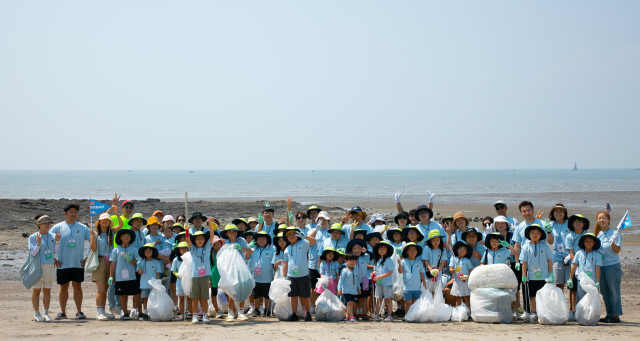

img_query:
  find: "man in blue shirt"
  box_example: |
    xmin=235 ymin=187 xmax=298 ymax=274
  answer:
xmin=50 ymin=203 xmax=90 ymax=320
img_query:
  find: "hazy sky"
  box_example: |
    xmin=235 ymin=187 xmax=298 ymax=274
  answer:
xmin=1 ymin=1 xmax=638 ymax=170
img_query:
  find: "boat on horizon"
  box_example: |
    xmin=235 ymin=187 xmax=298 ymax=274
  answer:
xmin=573 ymin=162 xmax=578 ymax=171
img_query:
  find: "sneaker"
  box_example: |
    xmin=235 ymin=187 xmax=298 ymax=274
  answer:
xmin=348 ymin=316 xmax=356 ymax=323
xmin=247 ymin=308 xmax=257 ymax=317
xmin=202 ymin=314 xmax=210 ymax=324
xmin=42 ymin=312 xmax=52 ymax=322
xmin=304 ymin=313 xmax=312 ymax=321
xmin=186 ymin=312 xmax=192 ymax=319
xmin=104 ymin=313 xmax=115 ymax=320
xmin=215 ymin=312 xmax=224 ymax=319
xmin=34 ymin=312 xmax=44 ymax=322
xmin=360 ymin=314 xmax=369 ymax=321
xmin=569 ymin=311 xmax=575 ymax=321
xmin=289 ymin=313 xmax=299 ymax=322
xmin=97 ymin=314 xmax=109 ymax=321
xmin=120 ymin=312 xmax=130 ymax=321
xmin=192 ymin=316 xmax=199 ymax=324
xmin=225 ymin=314 xmax=235 ymax=322
xmin=138 ymin=313 xmax=149 ymax=321
xmin=110 ymin=306 xmax=121 ymax=316
xmin=174 ymin=315 xmax=184 ymax=321
xmin=512 ymin=310 xmax=518 ymax=320
xmin=75 ymin=312 xmax=86 ymax=320
xmin=237 ymin=313 xmax=249 ymax=321
xmin=384 ymin=316 xmax=393 ymax=322
xmin=519 ymin=312 xmax=528 ymax=321
xmin=372 ymin=315 xmax=380 ymax=322
xmin=529 ymin=313 xmax=538 ymax=323
xmin=54 ymin=312 xmax=67 ymax=320
xmin=129 ymin=309 xmax=138 ymax=320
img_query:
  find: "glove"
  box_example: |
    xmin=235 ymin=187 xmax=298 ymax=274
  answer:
xmin=395 ymin=248 xmax=402 ymax=256
xmin=499 ymin=240 xmax=510 ymax=248
xmin=108 ymin=276 xmax=113 ymax=286
xmin=288 ymin=211 xmax=294 ymax=222
xmin=248 ymin=241 xmax=256 ymax=248
xmin=611 ymin=231 xmax=621 ymax=244
xmin=515 ymin=262 xmax=521 ymax=271
xmin=394 ymin=191 xmax=402 ymax=203
xmin=296 ymin=231 xmax=306 ymax=239
xmin=567 ymin=278 xmax=573 ymax=289
xmin=122 ymin=253 xmax=132 ymax=262
xmin=427 ymin=190 xmax=435 ymax=203
xmin=430 ymin=269 xmax=439 ymax=277
xmin=563 ymin=254 xmax=571 ymax=265
xmin=233 ymin=244 xmax=242 ymax=250
xmin=546 ymin=273 xmax=555 ymax=284
xmin=521 ymin=275 xmax=529 ymax=283
xmin=258 ymin=214 xmax=264 ymax=225
xmin=137 ymin=259 xmax=143 ymax=267
xmin=595 ymin=282 xmax=600 ymax=289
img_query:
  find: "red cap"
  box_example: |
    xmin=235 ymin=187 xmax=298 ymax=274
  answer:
xmin=122 ymin=200 xmax=134 ymax=208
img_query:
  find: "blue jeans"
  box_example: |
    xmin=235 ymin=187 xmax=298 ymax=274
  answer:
xmin=107 ymin=283 xmax=120 ymax=310
xmin=600 ymin=263 xmax=622 ymax=316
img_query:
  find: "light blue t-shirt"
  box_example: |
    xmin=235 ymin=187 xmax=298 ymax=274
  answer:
xmin=224 ymin=237 xmax=250 ymax=257
xmin=422 ymin=247 xmax=447 ymax=272
xmin=598 ymin=229 xmax=621 ymax=267
xmin=190 ymin=244 xmax=212 ymax=278
xmin=170 ymin=257 xmax=183 ymax=293
xmin=572 ymin=249 xmax=602 ymax=279
xmin=249 ymin=244 xmax=276 ymax=283
xmin=338 ymin=267 xmax=361 ymax=295
xmin=513 ymin=218 xmax=546 ymax=246
xmin=565 ymin=231 xmax=586 ymax=254
xmin=342 ymin=223 xmax=371 ymax=242
xmin=137 ymin=259 xmax=162 ymax=289
xmin=284 ymin=239 xmax=310 ymax=278
xmin=481 ymin=248 xmax=511 ymax=265
xmin=159 ymin=236 xmax=174 ymax=251
xmin=417 ymin=222 xmax=447 ymax=243
xmin=96 ymin=232 xmax=111 ymax=257
xmin=260 ymin=222 xmax=278 ymax=241
xmin=28 ymin=232 xmax=56 ymax=265
xmin=401 ymin=258 xmax=424 ymax=291
xmin=550 ymin=221 xmax=570 ymax=261
xmin=145 ymin=233 xmax=164 ymax=246
xmin=188 ymin=226 xmax=210 ymax=235
xmin=129 ymin=229 xmax=146 ymax=249
xmin=374 ymin=258 xmax=395 ymax=286
xmin=355 ymin=253 xmax=371 ymax=288
xmin=449 ymin=256 xmax=473 ymax=282
xmin=51 ymin=221 xmax=90 ymax=269
xmin=309 ymin=225 xmax=330 ymax=270
xmin=469 ymin=243 xmax=487 ymax=268
xmin=320 ymin=238 xmax=347 ymax=256
xmin=110 ymin=245 xmax=140 ymax=282
xmin=520 ymin=242 xmax=552 ymax=280
xmin=319 ymin=260 xmax=341 ymax=280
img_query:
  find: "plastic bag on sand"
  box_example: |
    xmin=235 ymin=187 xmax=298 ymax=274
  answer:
xmin=315 ymin=287 xmax=346 ymax=321
xmin=405 ymin=288 xmax=434 ymax=322
xmin=148 ymin=278 xmax=174 ymax=321
xmin=208 ymin=290 xmax=229 ymax=315
xmin=470 ymin=288 xmax=512 ymax=323
xmin=468 ymin=264 xmax=518 ymax=291
xmin=536 ymin=283 xmax=569 ymax=325
xmin=274 ymin=293 xmax=306 ymax=321
xmin=391 ymin=253 xmax=404 ymax=301
xmin=431 ymin=282 xmax=452 ymax=322
xmin=217 ymin=245 xmax=255 ymax=302
xmin=269 ymin=278 xmax=292 ymax=301
xmin=177 ymin=253 xmax=193 ymax=294
xmin=451 ymin=302 xmax=470 ymax=322
xmin=575 ymin=272 xmax=601 ymax=326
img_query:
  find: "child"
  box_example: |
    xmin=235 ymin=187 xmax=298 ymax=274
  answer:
xmin=401 ymin=226 xmax=425 ymax=248
xmin=398 ymin=242 xmax=427 ymax=316
xmin=548 ymin=204 xmax=570 ymax=290
xmin=187 ymin=212 xmax=209 ymax=235
xmin=371 ymin=241 xmax=395 ymax=322
xmin=520 ymin=224 xmax=553 ymax=323
xmin=462 ymin=228 xmax=487 ymax=268
xmin=248 ymin=231 xmax=275 ymax=317
xmin=423 ymin=230 xmax=447 ymax=292
xmin=127 ymin=213 xmax=148 ymax=249
xmin=366 ymin=232 xmax=382 ymax=253
xmin=220 ymin=224 xmax=253 ymax=321
xmin=352 ymin=229 xmax=368 ymax=240
xmin=568 ymin=233 xmax=602 ymax=302
xmin=338 ymin=253 xmax=362 ymax=322
xmin=172 ymin=223 xmax=185 ymax=237
xmin=272 ymin=232 xmax=289 ymax=280
xmin=109 ymin=229 xmax=140 ymax=320
xmin=145 ymin=217 xmax=170 ymax=277
xmin=282 ymin=226 xmax=317 ymax=321
xmin=170 ymin=241 xmax=189 ymax=321
xmin=29 ymin=215 xmax=60 ymax=322
xmin=481 ymin=232 xmax=515 ymax=265
xmin=393 ymin=212 xmax=410 ymax=230
xmin=449 ymin=241 xmax=473 ymax=307
xmin=209 ymin=236 xmax=225 ymax=319
xmin=385 ymin=227 xmax=405 ymax=256
xmin=565 ymin=213 xmax=589 ymax=319
xmin=347 ymin=238 xmax=371 ymax=320
xmin=185 ymin=230 xmax=214 ymax=324
xmin=137 ymin=243 xmax=162 ymax=320
xmin=318 ymin=247 xmax=340 ymax=294
xmin=159 ymin=225 xmax=174 ymax=273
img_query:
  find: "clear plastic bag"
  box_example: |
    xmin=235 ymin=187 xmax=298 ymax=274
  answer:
xmin=391 ymin=253 xmax=404 ymax=301
xmin=177 ymin=253 xmax=193 ymax=294
xmin=451 ymin=302 xmax=470 ymax=322
xmin=217 ymin=245 xmax=256 ymax=303
xmin=575 ymin=272 xmax=601 ymax=326
xmin=405 ymin=288 xmax=434 ymax=322
xmin=430 ymin=282 xmax=452 ymax=322
xmin=273 ymin=292 xmax=306 ymax=321
xmin=269 ymin=278 xmax=292 ymax=301
xmin=470 ymin=288 xmax=512 ymax=323
xmin=536 ymin=283 xmax=569 ymax=324
xmin=468 ymin=264 xmax=518 ymax=291
xmin=147 ymin=278 xmax=174 ymax=321
xmin=315 ymin=285 xmax=346 ymax=321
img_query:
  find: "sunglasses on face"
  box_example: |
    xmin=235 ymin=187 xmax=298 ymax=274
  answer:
xmin=296 ymin=217 xmax=306 ymax=220
xmin=495 ymin=205 xmax=506 ymax=210
xmin=124 ymin=206 xmax=133 ymax=210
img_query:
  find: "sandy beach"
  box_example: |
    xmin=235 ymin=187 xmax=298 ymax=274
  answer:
xmin=1 ymin=198 xmax=638 ymax=340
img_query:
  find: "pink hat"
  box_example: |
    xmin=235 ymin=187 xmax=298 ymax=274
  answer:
xmin=162 ymin=215 xmax=175 ymax=223
xmin=212 ymin=236 xmax=225 ymax=246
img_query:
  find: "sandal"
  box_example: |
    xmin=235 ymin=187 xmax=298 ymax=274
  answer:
xmin=384 ymin=316 xmax=393 ymax=322
xmin=54 ymin=313 xmax=67 ymax=320
xmin=348 ymin=316 xmax=356 ymax=322
xmin=75 ymin=312 xmax=86 ymax=320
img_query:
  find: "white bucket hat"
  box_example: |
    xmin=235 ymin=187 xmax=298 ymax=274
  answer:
xmin=317 ymin=211 xmax=330 ymax=221
xmin=493 ymin=215 xmax=508 ymax=224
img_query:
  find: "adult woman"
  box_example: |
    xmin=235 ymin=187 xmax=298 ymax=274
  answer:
xmin=595 ymin=211 xmax=622 ymax=323
xmin=91 ymin=211 xmax=119 ymax=320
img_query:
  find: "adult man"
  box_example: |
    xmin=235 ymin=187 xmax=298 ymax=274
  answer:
xmin=493 ymin=200 xmax=519 ymax=231
xmin=51 ymin=203 xmax=90 ymax=320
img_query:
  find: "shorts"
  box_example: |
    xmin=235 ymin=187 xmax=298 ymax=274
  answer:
xmin=403 ymin=290 xmax=420 ymax=301
xmin=35 ymin=263 xmax=55 ymax=289
xmin=253 ymin=282 xmax=271 ymax=299
xmin=190 ymin=276 xmax=211 ymax=300
xmin=553 ymin=261 xmax=571 ymax=285
xmin=141 ymin=289 xmax=150 ymax=299
xmin=91 ymin=257 xmax=110 ymax=283
xmin=170 ymin=272 xmax=177 ymax=284
xmin=309 ymin=269 xmax=320 ymax=290
xmin=374 ymin=284 xmax=393 ymax=299
xmin=359 ymin=288 xmax=371 ymax=299
xmin=568 ymin=275 xmax=578 ymax=292
xmin=287 ymin=275 xmax=310 ymax=298
xmin=115 ymin=280 xmax=141 ymax=296
xmin=511 ymin=262 xmax=522 ymax=289
xmin=56 ymin=267 xmax=84 ymax=285
xmin=210 ymin=286 xmax=218 ymax=298
xmin=525 ymin=279 xmax=545 ymax=298
xmin=343 ymin=294 xmax=358 ymax=303
xmin=451 ymin=280 xmax=470 ymax=297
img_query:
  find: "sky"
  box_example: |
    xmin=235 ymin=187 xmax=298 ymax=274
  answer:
xmin=1 ymin=1 xmax=638 ymax=170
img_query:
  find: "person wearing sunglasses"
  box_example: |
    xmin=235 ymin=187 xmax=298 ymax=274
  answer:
xmin=493 ymin=200 xmax=519 ymax=231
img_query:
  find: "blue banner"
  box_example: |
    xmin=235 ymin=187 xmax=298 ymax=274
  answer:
xmin=90 ymin=199 xmax=110 ymax=217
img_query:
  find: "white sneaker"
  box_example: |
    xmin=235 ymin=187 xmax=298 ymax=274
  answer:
xmin=519 ymin=312 xmax=529 ymax=321
xmin=129 ymin=309 xmax=138 ymax=320
xmin=192 ymin=316 xmax=199 ymax=324
xmin=237 ymin=313 xmax=248 ymax=321
xmin=529 ymin=313 xmax=538 ymax=323
xmin=225 ymin=314 xmax=235 ymax=322
xmin=34 ymin=312 xmax=44 ymax=322
xmin=97 ymin=314 xmax=109 ymax=321
xmin=42 ymin=312 xmax=52 ymax=322
xmin=512 ymin=310 xmax=518 ymax=321
xmin=247 ymin=308 xmax=257 ymax=317
xmin=202 ymin=314 xmax=210 ymax=324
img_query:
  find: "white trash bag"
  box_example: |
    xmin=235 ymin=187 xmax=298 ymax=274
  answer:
xmin=315 ymin=279 xmax=346 ymax=321
xmin=536 ymin=283 xmax=569 ymax=325
xmin=273 ymin=293 xmax=306 ymax=321
xmin=147 ymin=278 xmax=174 ymax=321
xmin=177 ymin=253 xmax=193 ymax=294
xmin=468 ymin=264 xmax=518 ymax=291
xmin=470 ymin=287 xmax=512 ymax=323
xmin=391 ymin=253 xmax=404 ymax=301
xmin=404 ymin=288 xmax=434 ymax=322
xmin=269 ymin=278 xmax=292 ymax=301
xmin=217 ymin=245 xmax=255 ymax=303
xmin=575 ymin=272 xmax=601 ymax=326
xmin=451 ymin=302 xmax=470 ymax=322
xmin=430 ymin=282 xmax=452 ymax=322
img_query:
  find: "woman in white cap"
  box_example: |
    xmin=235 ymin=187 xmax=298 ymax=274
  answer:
xmin=90 ymin=212 xmax=117 ymax=320
xmin=29 ymin=214 xmax=61 ymax=322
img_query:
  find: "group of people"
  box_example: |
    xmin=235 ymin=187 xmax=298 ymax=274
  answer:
xmin=26 ymin=191 xmax=624 ymax=324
